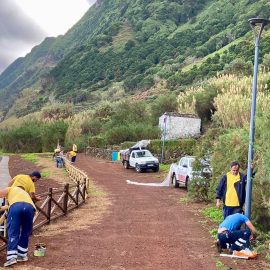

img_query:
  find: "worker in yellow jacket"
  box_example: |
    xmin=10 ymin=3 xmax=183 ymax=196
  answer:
xmin=8 ymin=171 xmax=42 ymax=202
xmin=68 ymin=150 xmax=77 ymax=163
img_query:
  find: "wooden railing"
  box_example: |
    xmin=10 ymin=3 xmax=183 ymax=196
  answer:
xmin=64 ymin=157 xmax=89 ymax=189
xmin=0 ymin=157 xmax=90 ymax=251
xmin=33 ymin=180 xmax=87 ymax=230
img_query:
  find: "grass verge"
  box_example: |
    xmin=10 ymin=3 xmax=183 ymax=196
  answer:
xmin=21 ymin=153 xmax=38 ymax=164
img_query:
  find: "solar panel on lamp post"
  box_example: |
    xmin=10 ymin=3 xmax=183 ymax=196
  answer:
xmin=245 ymin=18 xmax=270 ymax=219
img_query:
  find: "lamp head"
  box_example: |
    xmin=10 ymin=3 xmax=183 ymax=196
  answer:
xmin=249 ymin=18 xmax=270 ymax=27
xmin=249 ymin=18 xmax=270 ymax=39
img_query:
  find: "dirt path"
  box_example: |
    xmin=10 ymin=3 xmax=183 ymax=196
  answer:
xmin=3 ymin=154 xmax=269 ymax=270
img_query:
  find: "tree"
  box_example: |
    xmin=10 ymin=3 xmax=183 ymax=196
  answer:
xmin=150 ymin=94 xmax=178 ymax=125
xmin=223 ymin=58 xmax=253 ymax=76
xmin=125 ymin=40 xmax=136 ymax=50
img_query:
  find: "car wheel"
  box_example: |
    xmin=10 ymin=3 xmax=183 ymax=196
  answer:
xmin=135 ymin=164 xmax=142 ymax=173
xmin=173 ymin=174 xmax=179 ymax=188
xmin=185 ymin=177 xmax=190 ymax=190
xmin=123 ymin=161 xmax=129 ymax=169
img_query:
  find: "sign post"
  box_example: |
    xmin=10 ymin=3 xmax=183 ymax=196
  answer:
xmin=161 ymin=116 xmax=167 ymax=164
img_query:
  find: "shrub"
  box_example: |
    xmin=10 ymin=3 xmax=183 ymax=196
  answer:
xmin=41 ymin=103 xmax=73 ymax=120
xmin=0 ymin=121 xmax=42 ymax=153
xmin=81 ymin=118 xmax=103 ymax=136
xmin=194 ymin=85 xmax=218 ymax=121
xmin=125 ymin=40 xmax=136 ymax=50
xmin=149 ymin=138 xmax=196 ymax=161
xmin=188 ymin=178 xmax=210 ymax=202
xmin=65 ymin=135 xmax=89 ymax=152
xmin=41 ymin=120 xmax=68 ymax=152
xmin=105 ymin=123 xmax=160 ymax=145
xmin=223 ymin=58 xmax=253 ymax=76
xmin=105 ymin=100 xmax=150 ymax=128
xmin=150 ymin=94 xmax=178 ymax=125
xmin=251 ymin=111 xmax=270 ymax=231
xmin=88 ymin=136 xmax=108 ymax=148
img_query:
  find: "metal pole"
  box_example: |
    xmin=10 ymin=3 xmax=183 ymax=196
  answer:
xmin=245 ymin=35 xmax=259 ymax=219
xmin=161 ymin=117 xmax=167 ymax=164
xmin=245 ymin=18 xmax=270 ymax=218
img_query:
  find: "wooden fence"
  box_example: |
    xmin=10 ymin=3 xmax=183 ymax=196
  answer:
xmin=64 ymin=157 xmax=89 ymax=188
xmin=0 ymin=157 xmax=90 ymax=251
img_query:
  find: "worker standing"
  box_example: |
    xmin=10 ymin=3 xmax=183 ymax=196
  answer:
xmin=72 ymin=144 xmax=77 ymax=153
xmin=0 ymin=186 xmax=36 ymax=267
xmin=68 ymin=150 xmax=77 ymax=163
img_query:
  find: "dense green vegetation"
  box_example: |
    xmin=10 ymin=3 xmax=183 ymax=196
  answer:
xmin=1 ymin=0 xmax=270 ymax=117
xmin=51 ymin=0 xmax=270 ymax=102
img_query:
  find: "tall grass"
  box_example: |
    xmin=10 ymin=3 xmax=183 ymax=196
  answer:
xmin=178 ymin=71 xmax=270 ymax=232
xmin=177 ymin=72 xmax=270 ymax=127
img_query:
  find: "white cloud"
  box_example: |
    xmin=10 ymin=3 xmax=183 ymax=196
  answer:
xmin=15 ymin=0 xmax=91 ymax=37
xmin=0 ymin=0 xmax=46 ymax=73
xmin=0 ymin=0 xmax=94 ymax=73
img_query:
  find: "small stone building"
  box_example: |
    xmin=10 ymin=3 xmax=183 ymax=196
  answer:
xmin=159 ymin=112 xmax=201 ymax=140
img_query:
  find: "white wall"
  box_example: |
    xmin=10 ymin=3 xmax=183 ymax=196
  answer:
xmin=159 ymin=115 xmax=201 ymax=140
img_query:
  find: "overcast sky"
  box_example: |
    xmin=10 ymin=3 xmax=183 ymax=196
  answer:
xmin=0 ymin=0 xmax=96 ymax=74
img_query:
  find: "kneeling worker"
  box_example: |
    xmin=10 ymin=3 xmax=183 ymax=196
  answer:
xmin=217 ymin=213 xmax=257 ymax=258
xmin=0 ymin=186 xmax=36 ymax=267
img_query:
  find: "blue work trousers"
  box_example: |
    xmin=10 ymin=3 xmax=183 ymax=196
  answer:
xmin=218 ymin=229 xmax=251 ymax=251
xmin=7 ymin=202 xmax=35 ymax=260
xmin=56 ymin=157 xmax=64 ymax=168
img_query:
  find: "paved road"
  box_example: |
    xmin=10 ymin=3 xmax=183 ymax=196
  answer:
xmin=0 ymin=156 xmax=11 ymax=204
xmin=0 ymin=156 xmax=11 ymax=188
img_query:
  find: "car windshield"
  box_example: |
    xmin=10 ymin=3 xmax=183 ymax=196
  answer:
xmin=135 ymin=150 xmax=152 ymax=158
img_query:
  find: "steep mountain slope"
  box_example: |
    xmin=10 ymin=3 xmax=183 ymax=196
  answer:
xmin=0 ymin=0 xmax=270 ymax=120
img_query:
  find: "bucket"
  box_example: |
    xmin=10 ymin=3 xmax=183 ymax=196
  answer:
xmin=111 ymin=151 xmax=118 ymax=161
xmin=34 ymin=243 xmax=46 ymax=257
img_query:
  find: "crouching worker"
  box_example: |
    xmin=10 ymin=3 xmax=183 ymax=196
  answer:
xmin=53 ymin=149 xmax=64 ymax=168
xmin=217 ymin=213 xmax=257 ymax=258
xmin=8 ymin=171 xmax=42 ymax=203
xmin=0 ymin=186 xmax=36 ymax=267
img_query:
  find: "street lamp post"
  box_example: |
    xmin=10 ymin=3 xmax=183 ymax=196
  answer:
xmin=161 ymin=116 xmax=167 ymax=164
xmin=245 ymin=18 xmax=270 ymax=219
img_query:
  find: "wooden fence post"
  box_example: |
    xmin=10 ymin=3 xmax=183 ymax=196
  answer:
xmin=82 ymin=178 xmax=86 ymax=201
xmin=47 ymin=188 xmax=52 ymax=224
xmin=76 ymin=181 xmax=80 ymax=206
xmin=63 ymin=184 xmax=69 ymax=214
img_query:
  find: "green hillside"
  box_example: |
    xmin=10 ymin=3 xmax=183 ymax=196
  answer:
xmin=0 ymin=0 xmax=270 ymax=119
